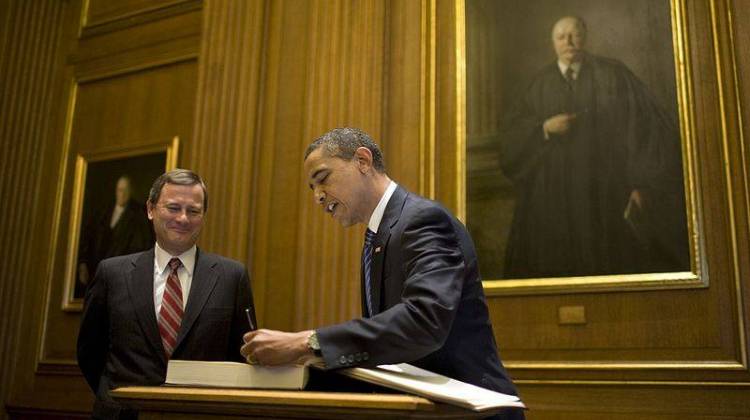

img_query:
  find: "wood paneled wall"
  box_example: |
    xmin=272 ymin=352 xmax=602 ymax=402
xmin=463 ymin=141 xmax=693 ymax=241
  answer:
xmin=188 ymin=0 xmax=435 ymax=331
xmin=0 ymin=0 xmax=67 ymax=416
xmin=2 ymin=0 xmax=202 ymax=417
xmin=1 ymin=0 xmax=749 ymax=419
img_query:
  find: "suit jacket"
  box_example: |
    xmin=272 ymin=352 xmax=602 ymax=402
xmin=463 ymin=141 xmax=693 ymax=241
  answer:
xmin=77 ymin=248 xmax=255 ymax=419
xmin=316 ymin=186 xmax=518 ymax=397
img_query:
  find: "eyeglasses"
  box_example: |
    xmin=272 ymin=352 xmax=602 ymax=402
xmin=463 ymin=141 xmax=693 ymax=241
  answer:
xmin=159 ymin=203 xmax=204 ymax=219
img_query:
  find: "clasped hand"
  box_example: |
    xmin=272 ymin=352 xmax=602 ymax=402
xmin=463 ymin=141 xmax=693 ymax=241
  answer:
xmin=543 ymin=112 xmax=577 ymax=137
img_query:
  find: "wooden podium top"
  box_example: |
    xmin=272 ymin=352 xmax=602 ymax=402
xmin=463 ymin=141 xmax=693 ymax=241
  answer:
xmin=111 ymin=386 xmax=499 ymax=419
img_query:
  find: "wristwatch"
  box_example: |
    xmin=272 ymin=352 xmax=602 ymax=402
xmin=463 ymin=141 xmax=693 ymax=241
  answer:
xmin=307 ymin=331 xmax=322 ymax=356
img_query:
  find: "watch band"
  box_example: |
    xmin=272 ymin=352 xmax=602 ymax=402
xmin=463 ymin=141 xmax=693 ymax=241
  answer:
xmin=307 ymin=331 xmax=322 ymax=357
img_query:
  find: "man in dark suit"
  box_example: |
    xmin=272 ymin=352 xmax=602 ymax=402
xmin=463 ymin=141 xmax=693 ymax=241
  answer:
xmin=241 ymin=128 xmax=522 ymax=418
xmin=77 ymin=169 xmax=255 ymax=419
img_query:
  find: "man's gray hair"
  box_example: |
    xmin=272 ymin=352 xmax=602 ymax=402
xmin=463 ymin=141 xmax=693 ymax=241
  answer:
xmin=552 ymin=15 xmax=587 ymax=35
xmin=304 ymin=127 xmax=386 ymax=173
xmin=147 ymin=168 xmax=208 ymax=212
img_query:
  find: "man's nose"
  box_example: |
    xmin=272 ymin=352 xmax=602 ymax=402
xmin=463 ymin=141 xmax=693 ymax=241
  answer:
xmin=314 ymin=188 xmax=326 ymax=205
xmin=175 ymin=209 xmax=190 ymax=222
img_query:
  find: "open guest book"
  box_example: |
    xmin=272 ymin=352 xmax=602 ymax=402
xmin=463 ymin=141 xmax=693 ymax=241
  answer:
xmin=165 ymin=359 xmax=525 ymax=412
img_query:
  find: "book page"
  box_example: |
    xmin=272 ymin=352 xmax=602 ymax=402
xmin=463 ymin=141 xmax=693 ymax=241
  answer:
xmin=340 ymin=363 xmax=525 ymax=411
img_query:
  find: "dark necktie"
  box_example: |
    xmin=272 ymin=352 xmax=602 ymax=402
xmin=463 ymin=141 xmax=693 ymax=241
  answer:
xmin=565 ymin=66 xmax=575 ymax=83
xmin=362 ymin=229 xmax=376 ymax=317
xmin=565 ymin=67 xmax=577 ymax=93
xmin=158 ymin=258 xmax=183 ymax=358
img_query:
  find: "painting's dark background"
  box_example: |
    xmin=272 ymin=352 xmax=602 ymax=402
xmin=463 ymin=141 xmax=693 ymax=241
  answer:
xmin=466 ymin=0 xmax=680 ymax=279
xmin=74 ymin=152 xmax=165 ymax=297
xmin=80 ymin=152 xmax=166 ymax=226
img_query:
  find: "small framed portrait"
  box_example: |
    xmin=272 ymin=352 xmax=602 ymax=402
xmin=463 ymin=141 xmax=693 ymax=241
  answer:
xmin=465 ymin=0 xmax=698 ymax=294
xmin=62 ymin=137 xmax=179 ymax=311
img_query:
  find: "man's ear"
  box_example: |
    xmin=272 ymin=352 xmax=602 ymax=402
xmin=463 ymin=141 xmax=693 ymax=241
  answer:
xmin=146 ymin=201 xmax=155 ymax=221
xmin=354 ymin=147 xmax=374 ymax=173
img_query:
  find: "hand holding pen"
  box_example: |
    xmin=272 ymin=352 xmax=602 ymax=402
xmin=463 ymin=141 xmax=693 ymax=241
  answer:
xmin=245 ymin=307 xmax=256 ymax=331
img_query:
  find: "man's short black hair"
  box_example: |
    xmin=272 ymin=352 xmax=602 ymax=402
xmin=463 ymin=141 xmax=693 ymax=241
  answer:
xmin=304 ymin=127 xmax=386 ymax=173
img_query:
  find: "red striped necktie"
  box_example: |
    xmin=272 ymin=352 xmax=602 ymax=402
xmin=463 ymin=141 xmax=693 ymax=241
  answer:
xmin=158 ymin=258 xmax=183 ymax=358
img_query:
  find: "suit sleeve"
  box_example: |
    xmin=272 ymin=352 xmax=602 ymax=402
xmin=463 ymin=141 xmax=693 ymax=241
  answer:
xmin=228 ymin=266 xmax=255 ymax=362
xmin=316 ymin=205 xmax=464 ymax=369
xmin=76 ymin=262 xmax=110 ymax=392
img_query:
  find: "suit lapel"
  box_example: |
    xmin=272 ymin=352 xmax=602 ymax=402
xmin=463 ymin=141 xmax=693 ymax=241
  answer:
xmin=174 ymin=248 xmax=218 ymax=352
xmin=369 ymin=186 xmax=408 ymax=315
xmin=126 ymin=249 xmax=166 ymax=361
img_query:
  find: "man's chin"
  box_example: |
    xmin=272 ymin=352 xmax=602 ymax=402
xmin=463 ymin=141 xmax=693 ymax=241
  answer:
xmin=336 ymin=218 xmax=356 ymax=228
xmin=166 ymin=235 xmax=197 ymax=249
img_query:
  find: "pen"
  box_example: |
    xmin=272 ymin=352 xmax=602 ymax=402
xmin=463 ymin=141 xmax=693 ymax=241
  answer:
xmin=245 ymin=307 xmax=256 ymax=331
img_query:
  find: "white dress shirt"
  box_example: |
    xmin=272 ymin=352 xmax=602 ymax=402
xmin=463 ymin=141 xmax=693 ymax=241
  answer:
xmin=153 ymin=242 xmax=196 ymax=317
xmin=368 ymin=181 xmax=397 ymax=233
xmin=110 ymin=204 xmax=125 ymax=228
xmin=557 ymin=60 xmax=582 ymax=81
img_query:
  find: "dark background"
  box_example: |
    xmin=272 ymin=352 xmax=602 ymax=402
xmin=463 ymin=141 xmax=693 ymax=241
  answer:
xmin=74 ymin=151 xmax=166 ymax=297
xmin=80 ymin=151 xmax=166 ymax=228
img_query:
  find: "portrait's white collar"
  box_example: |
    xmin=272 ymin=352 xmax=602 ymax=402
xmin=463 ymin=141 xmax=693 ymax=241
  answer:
xmin=557 ymin=60 xmax=582 ymax=79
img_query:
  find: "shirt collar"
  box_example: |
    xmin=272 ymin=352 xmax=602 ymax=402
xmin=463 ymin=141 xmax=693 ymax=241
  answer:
xmin=557 ymin=60 xmax=582 ymax=78
xmin=368 ymin=181 xmax=397 ymax=233
xmin=154 ymin=242 xmax=197 ymax=276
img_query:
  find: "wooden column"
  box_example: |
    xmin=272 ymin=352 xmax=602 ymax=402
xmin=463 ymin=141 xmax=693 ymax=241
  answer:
xmin=0 ymin=1 xmax=66 ymax=416
xmin=188 ymin=0 xmax=266 ymax=263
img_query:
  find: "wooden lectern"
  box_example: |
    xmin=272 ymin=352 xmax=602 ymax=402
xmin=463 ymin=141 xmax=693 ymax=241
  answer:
xmin=111 ymin=386 xmax=501 ymax=419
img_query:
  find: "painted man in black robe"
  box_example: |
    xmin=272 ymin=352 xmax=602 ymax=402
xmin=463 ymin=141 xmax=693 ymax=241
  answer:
xmin=500 ymin=16 xmax=689 ymax=278
xmin=76 ymin=175 xmax=152 ymax=296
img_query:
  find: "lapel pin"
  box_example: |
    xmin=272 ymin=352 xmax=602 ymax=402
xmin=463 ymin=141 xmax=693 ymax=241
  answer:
xmin=375 ymin=246 xmax=382 ymax=253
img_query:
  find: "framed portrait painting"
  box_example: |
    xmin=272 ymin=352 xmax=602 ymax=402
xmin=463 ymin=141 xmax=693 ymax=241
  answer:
xmin=465 ymin=0 xmax=700 ymax=294
xmin=61 ymin=137 xmax=179 ymax=311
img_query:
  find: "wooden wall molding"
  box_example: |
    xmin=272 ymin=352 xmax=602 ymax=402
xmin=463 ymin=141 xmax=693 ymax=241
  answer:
xmin=708 ymin=0 xmax=749 ymax=372
xmin=81 ymin=0 xmax=202 ymax=38
xmin=35 ymin=360 xmax=79 ymax=377
xmin=730 ymin=1 xmax=750 ymax=381
xmin=519 ymin=383 xmax=750 ymax=419
xmin=75 ymin=53 xmax=198 ymax=84
xmin=71 ymin=5 xmax=202 ymax=71
xmin=5 ymin=405 xmax=88 ymax=419
xmin=34 ymin=77 xmax=77 ymax=371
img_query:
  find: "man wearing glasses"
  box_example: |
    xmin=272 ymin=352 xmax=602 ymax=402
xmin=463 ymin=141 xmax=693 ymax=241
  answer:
xmin=77 ymin=169 xmax=255 ymax=420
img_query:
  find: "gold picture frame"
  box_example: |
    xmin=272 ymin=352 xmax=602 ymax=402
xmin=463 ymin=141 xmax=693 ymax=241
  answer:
xmin=462 ymin=0 xmax=704 ymax=296
xmin=61 ymin=137 xmax=179 ymax=311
